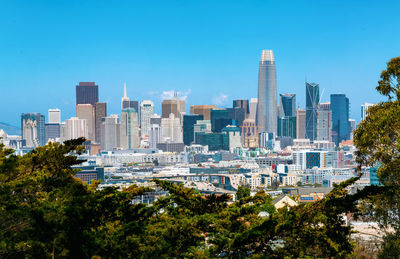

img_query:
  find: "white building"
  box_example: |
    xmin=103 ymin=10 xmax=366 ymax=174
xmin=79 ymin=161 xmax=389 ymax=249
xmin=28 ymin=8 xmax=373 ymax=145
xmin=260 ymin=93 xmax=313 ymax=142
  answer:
xmin=65 ymin=117 xmax=88 ymax=140
xmin=161 ymin=113 xmax=183 ymax=143
xmin=248 ymin=98 xmax=258 ymax=120
xmin=101 ymin=114 xmax=120 ymax=151
xmin=361 ymin=103 xmax=374 ymax=121
xmin=48 ymin=108 xmax=61 ymax=124
xmin=140 ymin=100 xmax=154 ymax=136
xmin=317 ymin=102 xmax=331 ymax=141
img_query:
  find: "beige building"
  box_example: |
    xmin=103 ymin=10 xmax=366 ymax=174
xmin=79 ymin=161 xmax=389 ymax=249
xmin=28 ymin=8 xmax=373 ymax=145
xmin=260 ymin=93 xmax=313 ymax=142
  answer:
xmin=76 ymin=104 xmax=95 ymax=141
xmin=190 ymin=105 xmax=217 ymax=120
xmin=162 ymin=99 xmax=186 ymax=119
xmin=161 ymin=113 xmax=183 ymax=143
xmin=65 ymin=117 xmax=88 ymax=140
xmin=296 ymin=109 xmax=306 ymax=139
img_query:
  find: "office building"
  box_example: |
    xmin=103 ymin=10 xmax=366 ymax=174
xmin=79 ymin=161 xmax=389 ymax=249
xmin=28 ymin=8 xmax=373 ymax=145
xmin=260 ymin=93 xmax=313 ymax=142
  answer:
xmin=76 ymin=82 xmax=98 ymax=106
xmin=190 ymin=105 xmax=216 ymax=120
xmin=211 ymin=109 xmax=233 ymax=133
xmin=317 ymin=102 xmax=332 ymax=141
xmin=161 ymin=113 xmax=183 ymax=143
xmin=149 ymin=124 xmax=162 ymax=149
xmin=249 ymin=98 xmax=258 ymax=120
xmin=45 ymin=123 xmax=61 ymax=142
xmin=349 ymin=119 xmax=356 ymax=140
xmin=21 ymin=113 xmax=45 ymax=147
xmin=331 ymin=94 xmax=350 ymax=145
xmin=195 ymin=132 xmax=229 ymax=151
xmin=256 ymin=50 xmax=277 ymax=134
xmin=94 ymin=102 xmax=107 ymax=143
xmin=100 ymin=114 xmax=120 ymax=151
xmin=305 ymin=82 xmax=319 ymax=141
xmin=150 ymin=114 xmax=162 ymax=126
xmin=222 ymin=125 xmax=242 ymax=152
xmin=48 ymin=109 xmax=61 ymax=124
xmin=233 ymin=100 xmax=249 ymax=117
xmin=140 ymin=100 xmax=154 ymax=135
xmin=183 ymin=114 xmax=203 ymax=145
xmin=76 ymin=104 xmax=95 ymax=141
xmin=65 ymin=117 xmax=88 ymax=140
xmin=280 ymin=94 xmax=296 ymax=117
xmin=241 ymin=118 xmax=257 ymax=148
xmin=162 ymin=99 xmax=186 ymax=119
xmin=278 ymin=116 xmax=296 ymax=138
xmin=120 ymin=107 xmax=140 ymax=149
xmin=296 ymin=109 xmax=306 ymax=139
xmin=228 ymin=107 xmax=245 ymax=127
xmin=193 ymin=120 xmax=212 ymax=142
xmin=156 ymin=142 xmax=185 ymax=153
xmin=121 ymin=82 xmax=139 ymax=112
xmin=361 ymin=102 xmax=374 ymax=121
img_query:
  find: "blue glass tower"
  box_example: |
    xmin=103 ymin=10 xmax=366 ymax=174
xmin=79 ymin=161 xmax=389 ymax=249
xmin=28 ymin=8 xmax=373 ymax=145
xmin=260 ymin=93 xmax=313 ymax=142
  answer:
xmin=306 ymin=82 xmax=320 ymax=141
xmin=330 ymin=94 xmax=350 ymax=145
xmin=280 ymin=94 xmax=296 ymax=117
xmin=183 ymin=114 xmax=203 ymax=145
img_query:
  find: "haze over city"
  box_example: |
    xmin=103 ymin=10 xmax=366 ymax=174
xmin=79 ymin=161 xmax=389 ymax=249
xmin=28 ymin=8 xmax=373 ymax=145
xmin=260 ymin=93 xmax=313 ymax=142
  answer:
xmin=2 ymin=1 xmax=400 ymax=126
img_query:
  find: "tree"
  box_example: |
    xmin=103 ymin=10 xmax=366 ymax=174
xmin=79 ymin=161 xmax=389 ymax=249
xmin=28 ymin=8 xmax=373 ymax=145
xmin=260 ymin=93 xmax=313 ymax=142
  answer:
xmin=236 ymin=186 xmax=251 ymax=200
xmin=354 ymin=56 xmax=400 ymax=257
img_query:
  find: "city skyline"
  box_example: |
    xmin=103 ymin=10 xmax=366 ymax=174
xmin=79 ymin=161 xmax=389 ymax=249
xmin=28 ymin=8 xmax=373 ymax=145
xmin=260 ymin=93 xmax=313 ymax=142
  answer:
xmin=1 ymin=1 xmax=399 ymax=126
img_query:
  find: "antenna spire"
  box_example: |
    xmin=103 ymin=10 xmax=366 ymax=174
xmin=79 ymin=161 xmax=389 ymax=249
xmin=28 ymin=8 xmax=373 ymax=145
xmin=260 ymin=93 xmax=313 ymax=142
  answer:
xmin=123 ymin=82 xmax=127 ymax=98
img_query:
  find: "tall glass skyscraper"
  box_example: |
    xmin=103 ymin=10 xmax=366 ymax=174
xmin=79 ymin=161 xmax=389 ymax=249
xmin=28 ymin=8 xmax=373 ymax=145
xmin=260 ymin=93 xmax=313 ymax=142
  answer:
xmin=305 ymin=82 xmax=320 ymax=141
xmin=76 ymin=82 xmax=98 ymax=106
xmin=21 ymin=113 xmax=45 ymax=147
xmin=256 ymin=50 xmax=277 ymax=134
xmin=331 ymin=94 xmax=350 ymax=145
xmin=280 ymin=94 xmax=296 ymax=117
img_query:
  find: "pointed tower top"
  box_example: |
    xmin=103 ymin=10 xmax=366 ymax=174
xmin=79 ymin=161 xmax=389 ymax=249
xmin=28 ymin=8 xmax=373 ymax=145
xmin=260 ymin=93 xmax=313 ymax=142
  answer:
xmin=124 ymin=82 xmax=127 ymax=98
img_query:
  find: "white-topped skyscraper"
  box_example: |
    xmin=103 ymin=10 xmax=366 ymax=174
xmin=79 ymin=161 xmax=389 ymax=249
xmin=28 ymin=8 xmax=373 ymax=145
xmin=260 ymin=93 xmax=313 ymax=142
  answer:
xmin=256 ymin=50 xmax=277 ymax=134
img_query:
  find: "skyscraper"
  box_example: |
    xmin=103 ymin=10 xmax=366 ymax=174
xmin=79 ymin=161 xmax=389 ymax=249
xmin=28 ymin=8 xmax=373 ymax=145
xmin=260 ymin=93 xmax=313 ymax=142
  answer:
xmin=233 ymin=100 xmax=249 ymax=117
xmin=331 ymin=94 xmax=350 ymax=145
xmin=121 ymin=83 xmax=139 ymax=112
xmin=120 ymin=107 xmax=140 ymax=149
xmin=279 ymin=94 xmax=296 ymax=117
xmin=65 ymin=117 xmax=88 ymax=140
xmin=76 ymin=104 xmax=95 ymax=141
xmin=48 ymin=109 xmax=61 ymax=124
xmin=190 ymin=105 xmax=216 ymax=120
xmin=248 ymin=98 xmax=258 ymax=120
xmin=95 ymin=102 xmax=107 ymax=143
xmin=317 ymin=102 xmax=332 ymax=141
xmin=161 ymin=113 xmax=183 ymax=143
xmin=305 ymin=82 xmax=320 ymax=141
xmin=140 ymin=100 xmax=154 ymax=135
xmin=21 ymin=113 xmax=45 ymax=147
xmin=296 ymin=109 xmax=306 ymax=139
xmin=162 ymin=99 xmax=186 ymax=119
xmin=278 ymin=116 xmax=296 ymax=138
xmin=361 ymin=102 xmax=374 ymax=121
xmin=256 ymin=50 xmax=277 ymax=134
xmin=183 ymin=114 xmax=203 ymax=145
xmin=100 ymin=114 xmax=120 ymax=151
xmin=76 ymin=82 xmax=98 ymax=105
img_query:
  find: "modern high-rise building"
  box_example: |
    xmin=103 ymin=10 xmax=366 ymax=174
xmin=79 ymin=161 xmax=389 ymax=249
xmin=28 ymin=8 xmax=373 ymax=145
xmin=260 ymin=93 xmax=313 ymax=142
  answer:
xmin=190 ymin=105 xmax=216 ymax=120
xmin=279 ymin=94 xmax=296 ymax=117
xmin=233 ymin=100 xmax=249 ymax=117
xmin=296 ymin=109 xmax=306 ymax=139
xmin=317 ymin=102 xmax=332 ymax=141
xmin=249 ymin=98 xmax=258 ymax=120
xmin=278 ymin=116 xmax=296 ymax=138
xmin=149 ymin=124 xmax=162 ymax=149
xmin=349 ymin=119 xmax=356 ymax=140
xmin=211 ymin=108 xmax=233 ymax=133
xmin=45 ymin=123 xmax=61 ymax=142
xmin=65 ymin=117 xmax=88 ymax=140
xmin=100 ymin=114 xmax=120 ymax=151
xmin=76 ymin=104 xmax=95 ymax=141
xmin=161 ymin=113 xmax=183 ymax=143
xmin=140 ymin=100 xmax=154 ymax=135
xmin=305 ymin=82 xmax=320 ymax=141
xmin=21 ymin=113 xmax=45 ymax=147
xmin=94 ymin=102 xmax=107 ymax=143
xmin=183 ymin=114 xmax=203 ymax=146
xmin=121 ymin=83 xmax=139 ymax=112
xmin=76 ymin=82 xmax=99 ymax=106
xmin=48 ymin=109 xmax=61 ymax=124
xmin=162 ymin=99 xmax=186 ymax=119
xmin=120 ymin=107 xmax=140 ymax=149
xmin=331 ymin=94 xmax=350 ymax=145
xmin=361 ymin=102 xmax=374 ymax=121
xmin=256 ymin=50 xmax=277 ymax=134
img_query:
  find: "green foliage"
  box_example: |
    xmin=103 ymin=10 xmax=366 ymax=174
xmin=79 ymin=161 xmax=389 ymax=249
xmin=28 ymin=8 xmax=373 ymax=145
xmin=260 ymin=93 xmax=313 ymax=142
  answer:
xmin=0 ymin=138 xmax=380 ymax=258
xmin=236 ymin=185 xmax=251 ymax=200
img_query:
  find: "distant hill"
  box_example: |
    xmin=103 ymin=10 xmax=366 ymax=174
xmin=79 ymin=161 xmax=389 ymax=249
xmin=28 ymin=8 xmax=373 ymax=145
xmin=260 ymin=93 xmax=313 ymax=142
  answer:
xmin=0 ymin=122 xmax=21 ymax=135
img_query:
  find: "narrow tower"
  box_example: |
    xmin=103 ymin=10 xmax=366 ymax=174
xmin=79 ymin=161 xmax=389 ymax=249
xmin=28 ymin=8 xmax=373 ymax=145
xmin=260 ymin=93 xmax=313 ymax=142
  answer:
xmin=256 ymin=50 xmax=277 ymax=134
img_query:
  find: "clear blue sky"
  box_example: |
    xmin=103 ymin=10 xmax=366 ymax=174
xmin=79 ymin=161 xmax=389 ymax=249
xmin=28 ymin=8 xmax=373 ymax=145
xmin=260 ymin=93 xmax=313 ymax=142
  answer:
xmin=1 ymin=0 xmax=399 ymax=126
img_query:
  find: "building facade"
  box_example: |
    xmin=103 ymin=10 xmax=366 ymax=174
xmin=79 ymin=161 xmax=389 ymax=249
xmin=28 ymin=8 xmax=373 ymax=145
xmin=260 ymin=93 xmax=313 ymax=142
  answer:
xmin=190 ymin=105 xmax=216 ymax=120
xmin=48 ymin=109 xmax=61 ymax=124
xmin=76 ymin=104 xmax=95 ymax=141
xmin=305 ymin=82 xmax=319 ymax=141
xmin=76 ymin=82 xmax=98 ymax=106
xmin=120 ymin=107 xmax=140 ymax=149
xmin=21 ymin=113 xmax=45 ymax=147
xmin=331 ymin=94 xmax=350 ymax=145
xmin=95 ymin=102 xmax=107 ymax=143
xmin=280 ymin=94 xmax=296 ymax=117
xmin=183 ymin=114 xmax=203 ymax=146
xmin=317 ymin=102 xmax=332 ymax=141
xmin=256 ymin=50 xmax=277 ymax=134
xmin=296 ymin=109 xmax=306 ymax=139
xmin=140 ymin=100 xmax=154 ymax=136
xmin=100 ymin=115 xmax=120 ymax=151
